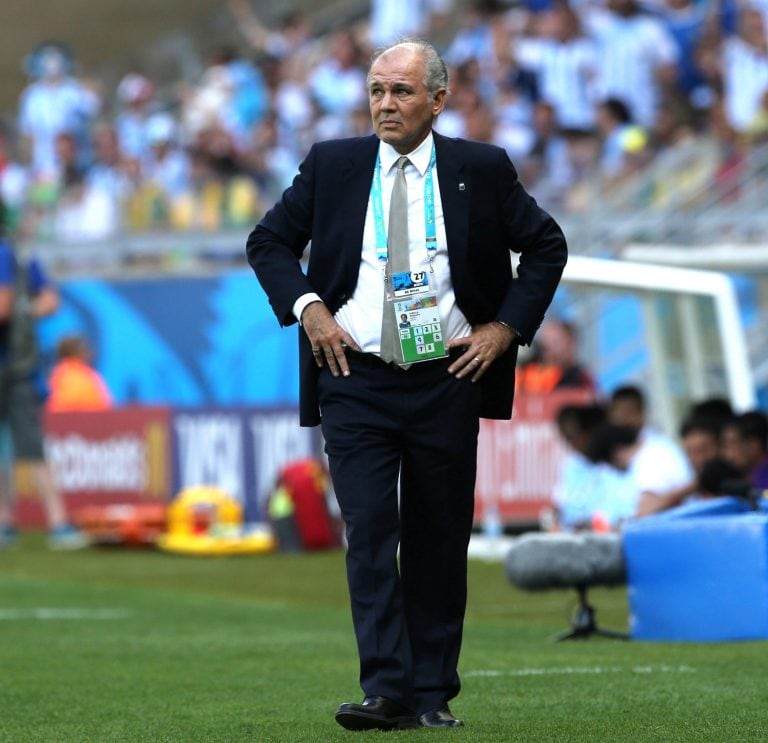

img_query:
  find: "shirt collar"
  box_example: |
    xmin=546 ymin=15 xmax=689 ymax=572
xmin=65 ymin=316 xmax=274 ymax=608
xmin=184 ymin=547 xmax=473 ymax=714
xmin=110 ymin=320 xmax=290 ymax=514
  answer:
xmin=379 ymin=132 xmax=434 ymax=177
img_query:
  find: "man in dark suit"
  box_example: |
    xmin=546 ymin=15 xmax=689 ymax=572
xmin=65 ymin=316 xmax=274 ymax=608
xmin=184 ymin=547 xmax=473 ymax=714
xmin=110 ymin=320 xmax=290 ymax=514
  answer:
xmin=247 ymin=38 xmax=567 ymax=730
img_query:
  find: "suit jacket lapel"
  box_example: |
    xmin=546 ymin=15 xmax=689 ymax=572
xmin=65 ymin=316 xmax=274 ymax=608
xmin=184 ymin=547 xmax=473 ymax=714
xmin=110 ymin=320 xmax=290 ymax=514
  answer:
xmin=334 ymin=133 xmax=469 ymax=277
xmin=339 ymin=135 xmax=379 ymax=273
xmin=434 ymin=131 xmax=469 ymax=260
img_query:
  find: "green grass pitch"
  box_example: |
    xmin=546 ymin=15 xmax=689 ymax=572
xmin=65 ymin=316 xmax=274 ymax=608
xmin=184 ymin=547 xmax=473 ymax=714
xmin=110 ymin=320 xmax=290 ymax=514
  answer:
xmin=1 ymin=533 xmax=766 ymax=742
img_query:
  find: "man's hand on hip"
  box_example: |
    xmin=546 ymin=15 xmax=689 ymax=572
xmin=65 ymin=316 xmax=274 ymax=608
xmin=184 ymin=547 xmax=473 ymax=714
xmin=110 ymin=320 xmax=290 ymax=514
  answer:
xmin=446 ymin=322 xmax=517 ymax=382
xmin=301 ymin=301 xmax=360 ymax=378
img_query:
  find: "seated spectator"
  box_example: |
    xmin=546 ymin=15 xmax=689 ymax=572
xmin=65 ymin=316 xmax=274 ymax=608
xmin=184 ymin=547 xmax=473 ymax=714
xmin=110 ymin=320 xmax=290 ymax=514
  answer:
xmin=169 ymin=147 xmax=261 ymax=231
xmin=52 ymin=166 xmax=119 ymax=245
xmin=604 ymin=384 xmax=695 ymax=517
xmin=126 ymin=112 xmax=191 ymax=230
xmin=36 ymin=127 xmax=124 ymax=246
xmin=143 ymin=113 xmax=191 ymax=200
xmin=213 ymin=45 xmax=270 ymax=146
xmin=46 ymin=334 xmax=113 ymax=412
xmin=721 ymin=6 xmax=768 ymax=135
xmin=514 ymin=2 xmax=598 ymax=131
xmin=697 ymin=457 xmax=751 ymax=499
xmin=517 ymin=318 xmax=595 ymax=394
xmin=629 ymin=412 xmax=723 ymax=514
xmin=114 ymin=72 xmax=158 ymax=164
xmin=687 ymin=396 xmax=734 ymax=434
xmin=181 ymin=47 xmax=268 ymax=151
xmin=720 ymin=410 xmax=768 ymax=489
xmin=606 ymin=384 xmax=647 ymax=431
xmin=242 ymin=112 xmax=301 ymax=202
xmin=551 ymin=402 xmax=629 ymax=530
xmin=307 ymin=31 xmax=366 ymax=120
xmin=596 ymin=97 xmax=649 ymax=183
xmin=87 ymin=124 xmax=134 ymax=207
xmin=655 ymin=0 xmax=712 ymax=100
xmin=680 ymin=415 xmax=721 ymax=480
xmin=588 ymin=421 xmax=694 ymax=522
xmin=490 ymin=70 xmax=537 ymax=159
xmin=17 ymin=41 xmax=100 ymax=182
xmin=585 ymin=0 xmax=679 ymax=128
xmin=438 ymin=63 xmax=485 ymax=139
xmin=269 ymin=55 xmax=316 ymax=152
xmin=445 ymin=0 xmax=500 ymax=93
xmin=521 ymin=101 xmax=578 ymax=206
xmin=181 ymin=64 xmax=237 ymax=143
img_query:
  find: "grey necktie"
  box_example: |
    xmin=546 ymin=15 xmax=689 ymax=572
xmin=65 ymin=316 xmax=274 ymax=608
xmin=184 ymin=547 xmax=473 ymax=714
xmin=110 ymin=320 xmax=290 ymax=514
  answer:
xmin=379 ymin=156 xmax=410 ymax=364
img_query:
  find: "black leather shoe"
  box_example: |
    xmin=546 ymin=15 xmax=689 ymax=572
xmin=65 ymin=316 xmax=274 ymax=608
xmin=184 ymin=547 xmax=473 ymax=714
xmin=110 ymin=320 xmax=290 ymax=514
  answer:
xmin=335 ymin=695 xmax=419 ymax=731
xmin=419 ymin=705 xmax=464 ymax=727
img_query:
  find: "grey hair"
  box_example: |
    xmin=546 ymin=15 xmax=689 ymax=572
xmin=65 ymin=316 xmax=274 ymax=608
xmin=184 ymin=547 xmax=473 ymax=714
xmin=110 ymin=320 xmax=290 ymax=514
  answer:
xmin=368 ymin=37 xmax=450 ymax=100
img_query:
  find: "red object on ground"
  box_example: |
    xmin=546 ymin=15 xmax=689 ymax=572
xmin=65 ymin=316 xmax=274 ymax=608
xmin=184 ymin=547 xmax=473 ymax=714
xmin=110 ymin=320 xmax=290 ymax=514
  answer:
xmin=73 ymin=502 xmax=167 ymax=547
xmin=277 ymin=459 xmax=339 ymax=550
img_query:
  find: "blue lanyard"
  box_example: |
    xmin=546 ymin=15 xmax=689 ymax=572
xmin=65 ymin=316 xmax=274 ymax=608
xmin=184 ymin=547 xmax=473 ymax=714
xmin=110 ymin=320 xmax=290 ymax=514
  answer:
xmin=370 ymin=143 xmax=437 ymax=274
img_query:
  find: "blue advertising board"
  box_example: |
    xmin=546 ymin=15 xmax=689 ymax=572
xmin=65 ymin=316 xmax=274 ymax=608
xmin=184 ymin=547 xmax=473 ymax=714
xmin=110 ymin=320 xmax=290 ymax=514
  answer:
xmin=38 ymin=269 xmax=300 ymax=408
xmin=169 ymin=407 xmax=320 ymax=521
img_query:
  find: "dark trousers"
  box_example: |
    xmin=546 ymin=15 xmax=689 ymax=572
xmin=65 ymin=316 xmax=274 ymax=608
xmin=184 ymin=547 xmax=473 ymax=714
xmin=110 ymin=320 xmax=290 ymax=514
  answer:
xmin=318 ymin=352 xmax=481 ymax=715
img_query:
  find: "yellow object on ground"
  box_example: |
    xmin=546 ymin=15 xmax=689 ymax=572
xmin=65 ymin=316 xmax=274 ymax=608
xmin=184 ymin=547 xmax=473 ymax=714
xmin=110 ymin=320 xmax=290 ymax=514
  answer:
xmin=157 ymin=485 xmax=276 ymax=556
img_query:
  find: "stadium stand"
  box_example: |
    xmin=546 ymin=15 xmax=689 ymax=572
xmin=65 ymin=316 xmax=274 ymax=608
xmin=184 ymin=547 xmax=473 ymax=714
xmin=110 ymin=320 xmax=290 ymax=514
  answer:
xmin=2 ymin=0 xmax=768 ymax=261
xmin=1 ymin=0 xmax=767 ymax=405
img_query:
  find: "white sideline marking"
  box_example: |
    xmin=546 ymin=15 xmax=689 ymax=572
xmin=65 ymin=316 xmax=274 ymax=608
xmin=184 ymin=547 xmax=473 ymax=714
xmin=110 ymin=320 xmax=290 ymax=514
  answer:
xmin=467 ymin=665 xmax=696 ymax=678
xmin=0 ymin=608 xmax=131 ymax=620
xmin=468 ymin=535 xmax=516 ymax=562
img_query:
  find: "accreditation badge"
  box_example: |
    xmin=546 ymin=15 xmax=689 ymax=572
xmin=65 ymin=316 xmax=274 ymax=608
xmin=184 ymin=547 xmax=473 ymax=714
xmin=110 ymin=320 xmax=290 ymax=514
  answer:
xmin=389 ymin=271 xmax=448 ymax=364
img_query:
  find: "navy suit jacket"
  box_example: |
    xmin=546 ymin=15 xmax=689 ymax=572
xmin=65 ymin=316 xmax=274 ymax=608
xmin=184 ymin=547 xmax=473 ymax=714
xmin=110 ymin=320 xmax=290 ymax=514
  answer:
xmin=247 ymin=132 xmax=567 ymax=426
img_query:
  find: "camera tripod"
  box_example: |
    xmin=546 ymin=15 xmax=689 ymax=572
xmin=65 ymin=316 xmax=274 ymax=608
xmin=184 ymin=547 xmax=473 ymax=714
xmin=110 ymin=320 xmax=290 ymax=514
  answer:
xmin=555 ymin=584 xmax=629 ymax=641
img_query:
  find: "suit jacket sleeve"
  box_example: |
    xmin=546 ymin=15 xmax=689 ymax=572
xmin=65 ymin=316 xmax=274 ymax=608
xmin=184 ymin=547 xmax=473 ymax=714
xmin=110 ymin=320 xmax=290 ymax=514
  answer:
xmin=246 ymin=145 xmax=318 ymax=327
xmin=495 ymin=151 xmax=567 ymax=345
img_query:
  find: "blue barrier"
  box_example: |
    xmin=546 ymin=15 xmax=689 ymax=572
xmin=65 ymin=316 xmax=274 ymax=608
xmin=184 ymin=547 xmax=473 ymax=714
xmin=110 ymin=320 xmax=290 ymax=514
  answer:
xmin=624 ymin=497 xmax=768 ymax=641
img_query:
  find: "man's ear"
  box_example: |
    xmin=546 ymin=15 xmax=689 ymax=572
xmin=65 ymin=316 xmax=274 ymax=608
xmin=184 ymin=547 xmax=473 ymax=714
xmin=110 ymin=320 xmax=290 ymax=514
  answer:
xmin=432 ymin=89 xmax=447 ymax=117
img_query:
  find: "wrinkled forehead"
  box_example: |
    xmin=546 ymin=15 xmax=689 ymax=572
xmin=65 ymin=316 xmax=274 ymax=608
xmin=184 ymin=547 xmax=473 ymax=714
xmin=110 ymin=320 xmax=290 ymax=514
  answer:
xmin=368 ymin=46 xmax=425 ymax=86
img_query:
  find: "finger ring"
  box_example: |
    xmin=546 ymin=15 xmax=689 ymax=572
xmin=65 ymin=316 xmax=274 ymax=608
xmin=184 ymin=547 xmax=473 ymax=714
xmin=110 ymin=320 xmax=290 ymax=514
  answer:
xmin=340 ymin=341 xmax=348 ymax=349
xmin=312 ymin=347 xmax=321 ymax=354
xmin=474 ymin=356 xmax=481 ymax=364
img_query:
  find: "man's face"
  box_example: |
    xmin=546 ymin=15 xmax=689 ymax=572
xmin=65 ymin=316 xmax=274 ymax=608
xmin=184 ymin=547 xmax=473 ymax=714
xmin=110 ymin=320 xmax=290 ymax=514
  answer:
xmin=538 ymin=322 xmax=572 ymax=365
xmin=368 ymin=47 xmax=446 ymax=154
xmin=720 ymin=424 xmax=747 ymax=473
xmin=608 ymin=399 xmax=644 ymax=430
xmin=682 ymin=430 xmax=719 ymax=475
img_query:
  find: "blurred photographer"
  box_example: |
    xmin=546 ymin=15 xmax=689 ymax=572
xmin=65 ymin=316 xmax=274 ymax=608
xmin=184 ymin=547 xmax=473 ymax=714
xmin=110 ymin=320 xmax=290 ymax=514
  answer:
xmin=0 ymin=200 xmax=87 ymax=550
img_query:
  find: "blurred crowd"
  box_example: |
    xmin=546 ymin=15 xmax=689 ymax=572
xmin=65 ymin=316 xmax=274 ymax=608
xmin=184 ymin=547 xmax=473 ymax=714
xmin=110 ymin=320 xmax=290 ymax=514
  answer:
xmin=516 ymin=318 xmax=768 ymax=531
xmin=2 ymin=0 xmax=768 ymax=247
xmin=546 ymin=388 xmax=767 ymax=534
xmin=550 ymin=387 xmax=768 ymax=530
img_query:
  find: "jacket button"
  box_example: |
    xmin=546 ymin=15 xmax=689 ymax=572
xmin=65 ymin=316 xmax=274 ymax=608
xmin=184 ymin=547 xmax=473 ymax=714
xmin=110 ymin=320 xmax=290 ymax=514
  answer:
xmin=339 ymin=293 xmax=347 ymax=301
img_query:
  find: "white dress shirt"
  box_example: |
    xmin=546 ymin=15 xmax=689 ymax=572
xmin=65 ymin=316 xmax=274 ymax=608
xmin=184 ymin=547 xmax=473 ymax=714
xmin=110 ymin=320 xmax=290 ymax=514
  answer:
xmin=294 ymin=132 xmax=471 ymax=353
